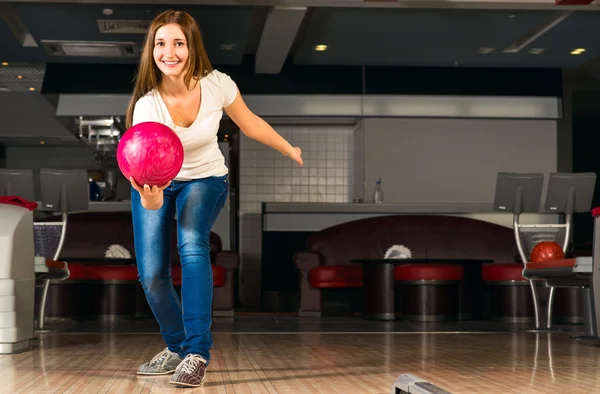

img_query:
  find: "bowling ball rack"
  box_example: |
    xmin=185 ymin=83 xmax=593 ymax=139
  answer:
xmin=493 ymin=171 xmax=597 ymax=332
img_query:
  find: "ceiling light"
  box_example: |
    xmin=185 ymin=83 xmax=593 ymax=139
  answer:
xmin=29 ymin=87 xmax=35 ymax=91
xmin=16 ymin=75 xmax=23 ymax=79
xmin=220 ymin=44 xmax=236 ymax=51
xmin=1 ymin=62 xmax=8 ymax=66
xmin=103 ymin=9 xmax=114 ymax=16
xmin=571 ymin=48 xmax=586 ymax=55
xmin=528 ymin=48 xmax=547 ymax=55
xmin=314 ymin=44 xmax=328 ymax=51
xmin=477 ymin=47 xmax=495 ymax=54
xmin=40 ymin=141 xmax=46 ymax=145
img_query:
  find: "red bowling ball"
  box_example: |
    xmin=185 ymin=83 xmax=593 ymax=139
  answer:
xmin=117 ymin=121 xmax=184 ymax=187
xmin=530 ymin=241 xmax=564 ymax=263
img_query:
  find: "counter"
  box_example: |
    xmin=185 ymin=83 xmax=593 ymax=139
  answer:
xmin=263 ymin=202 xmax=495 ymax=214
xmin=86 ymin=201 xmax=132 ymax=212
xmin=261 ymin=202 xmax=560 ymax=232
xmin=34 ymin=201 xmax=132 ymax=213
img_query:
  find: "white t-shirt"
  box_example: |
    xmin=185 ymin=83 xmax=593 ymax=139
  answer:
xmin=132 ymin=69 xmax=238 ymax=181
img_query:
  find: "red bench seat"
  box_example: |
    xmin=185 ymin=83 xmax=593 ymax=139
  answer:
xmin=62 ymin=263 xmax=226 ymax=287
xmin=394 ymin=263 xmax=463 ymax=281
xmin=307 ymin=263 xmax=465 ymax=289
xmin=482 ymin=263 xmax=526 ymax=282
xmin=308 ymin=265 xmax=363 ymax=288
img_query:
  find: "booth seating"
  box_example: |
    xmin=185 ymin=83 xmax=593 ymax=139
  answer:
xmin=35 ymin=211 xmax=239 ymax=321
xmin=294 ymin=214 xmax=521 ymax=319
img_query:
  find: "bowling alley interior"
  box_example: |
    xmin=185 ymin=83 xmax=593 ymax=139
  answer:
xmin=4 ymin=1 xmax=600 ymax=393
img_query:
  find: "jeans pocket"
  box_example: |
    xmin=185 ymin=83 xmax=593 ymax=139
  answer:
xmin=210 ymin=175 xmax=228 ymax=185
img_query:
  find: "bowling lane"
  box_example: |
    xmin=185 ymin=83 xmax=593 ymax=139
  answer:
xmin=2 ymin=317 xmax=599 ymax=393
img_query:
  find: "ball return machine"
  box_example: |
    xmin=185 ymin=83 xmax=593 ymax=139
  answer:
xmin=494 ymin=172 xmax=597 ymax=335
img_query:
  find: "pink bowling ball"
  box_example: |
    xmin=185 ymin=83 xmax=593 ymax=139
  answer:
xmin=117 ymin=121 xmax=184 ymax=187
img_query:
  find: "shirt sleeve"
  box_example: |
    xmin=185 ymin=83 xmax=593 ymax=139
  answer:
xmin=215 ymin=70 xmax=239 ymax=108
xmin=132 ymin=96 xmax=159 ymax=126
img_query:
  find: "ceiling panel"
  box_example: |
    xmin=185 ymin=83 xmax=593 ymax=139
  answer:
xmin=292 ymin=7 xmax=600 ymax=68
xmin=524 ymin=11 xmax=600 ymax=58
xmin=1 ymin=3 xmax=258 ymax=64
xmin=0 ymin=18 xmax=47 ymax=64
xmin=1 ymin=3 xmax=600 ymax=75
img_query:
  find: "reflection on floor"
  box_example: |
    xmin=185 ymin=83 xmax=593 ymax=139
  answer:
xmin=3 ymin=315 xmax=600 ymax=393
xmin=38 ymin=314 xmax=587 ymax=334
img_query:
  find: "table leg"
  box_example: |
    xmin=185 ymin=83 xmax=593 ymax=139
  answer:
xmin=362 ymin=262 xmax=395 ymax=320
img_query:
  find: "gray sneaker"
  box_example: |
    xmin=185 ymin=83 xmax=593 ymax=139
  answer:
xmin=137 ymin=347 xmax=183 ymax=375
xmin=169 ymin=354 xmax=207 ymax=387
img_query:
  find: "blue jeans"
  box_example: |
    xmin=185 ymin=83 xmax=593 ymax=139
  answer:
xmin=131 ymin=175 xmax=228 ymax=365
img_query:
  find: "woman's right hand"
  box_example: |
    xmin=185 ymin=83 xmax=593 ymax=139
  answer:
xmin=130 ymin=177 xmax=171 ymax=210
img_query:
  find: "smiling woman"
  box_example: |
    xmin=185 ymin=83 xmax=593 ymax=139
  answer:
xmin=125 ymin=10 xmax=212 ymax=131
xmin=122 ymin=9 xmax=303 ymax=389
xmin=153 ymin=22 xmax=201 ymax=129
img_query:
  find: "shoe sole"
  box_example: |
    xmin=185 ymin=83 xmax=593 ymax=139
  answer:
xmin=137 ymin=370 xmax=177 ymax=375
xmin=168 ymin=380 xmax=204 ymax=388
xmin=169 ymin=375 xmax=206 ymax=387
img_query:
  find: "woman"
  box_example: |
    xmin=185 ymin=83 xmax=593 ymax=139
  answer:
xmin=126 ymin=9 xmax=302 ymax=388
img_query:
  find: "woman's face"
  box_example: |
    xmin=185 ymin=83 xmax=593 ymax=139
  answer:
xmin=153 ymin=23 xmax=189 ymax=78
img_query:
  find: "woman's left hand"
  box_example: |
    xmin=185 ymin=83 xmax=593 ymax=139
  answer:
xmin=288 ymin=146 xmax=303 ymax=167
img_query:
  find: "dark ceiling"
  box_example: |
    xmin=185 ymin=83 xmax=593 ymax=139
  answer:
xmin=0 ymin=1 xmax=600 ymax=93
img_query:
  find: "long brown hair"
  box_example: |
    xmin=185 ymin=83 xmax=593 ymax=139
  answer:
xmin=125 ymin=10 xmax=213 ymax=129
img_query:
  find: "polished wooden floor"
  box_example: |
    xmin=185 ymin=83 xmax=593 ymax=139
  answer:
xmin=2 ymin=317 xmax=600 ymax=393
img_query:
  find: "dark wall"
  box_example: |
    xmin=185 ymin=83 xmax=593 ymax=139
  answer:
xmin=0 ymin=144 xmax=5 ymax=168
xmin=41 ymin=57 xmax=563 ymax=97
xmin=572 ymin=88 xmax=600 ymax=246
xmin=229 ymin=129 xmax=240 ymax=253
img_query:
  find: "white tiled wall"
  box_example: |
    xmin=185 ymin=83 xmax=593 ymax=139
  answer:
xmin=239 ymin=125 xmax=355 ymax=214
xmin=237 ymin=124 xmax=356 ymax=309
